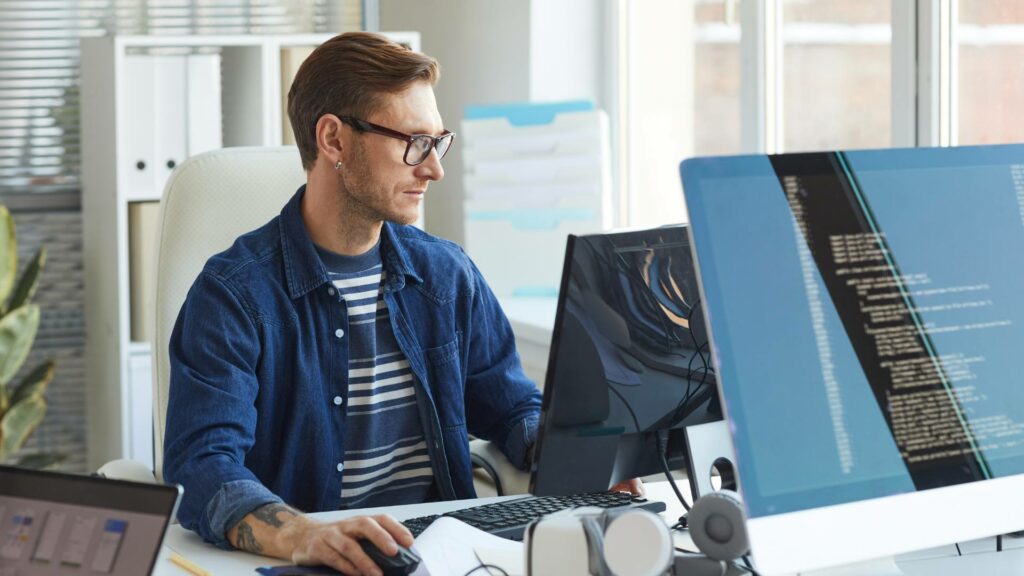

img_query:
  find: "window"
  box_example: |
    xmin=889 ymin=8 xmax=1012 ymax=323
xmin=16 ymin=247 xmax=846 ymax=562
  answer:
xmin=0 ymin=0 xmax=361 ymax=195
xmin=618 ymin=0 xmax=1013 ymax=228
xmin=694 ymin=1 xmax=742 ymax=155
xmin=620 ymin=0 xmax=743 ymax=228
xmin=782 ymin=0 xmax=891 ymax=152
xmin=956 ymin=1 xmax=1024 ymax=145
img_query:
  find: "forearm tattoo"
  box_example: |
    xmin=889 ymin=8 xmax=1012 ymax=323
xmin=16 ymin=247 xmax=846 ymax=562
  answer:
xmin=231 ymin=504 xmax=299 ymax=553
xmin=253 ymin=503 xmax=299 ymax=528
xmin=233 ymin=521 xmax=263 ymax=554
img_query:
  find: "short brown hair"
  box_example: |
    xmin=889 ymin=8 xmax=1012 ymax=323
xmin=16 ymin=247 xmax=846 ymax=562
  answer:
xmin=287 ymin=32 xmax=440 ymax=170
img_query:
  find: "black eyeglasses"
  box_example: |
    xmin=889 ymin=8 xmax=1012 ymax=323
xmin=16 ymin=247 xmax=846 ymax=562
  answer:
xmin=340 ymin=116 xmax=455 ymax=166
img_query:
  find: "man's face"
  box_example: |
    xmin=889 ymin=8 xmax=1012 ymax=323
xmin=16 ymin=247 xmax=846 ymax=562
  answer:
xmin=338 ymin=82 xmax=446 ymax=226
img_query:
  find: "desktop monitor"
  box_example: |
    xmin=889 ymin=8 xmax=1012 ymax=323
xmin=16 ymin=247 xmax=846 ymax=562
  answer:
xmin=530 ymin=225 xmax=722 ymax=496
xmin=681 ymin=144 xmax=1024 ymax=574
xmin=0 ymin=465 xmax=181 ymax=575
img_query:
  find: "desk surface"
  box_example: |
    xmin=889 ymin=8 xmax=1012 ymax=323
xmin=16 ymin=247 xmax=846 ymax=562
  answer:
xmin=155 ymin=481 xmax=1024 ymax=576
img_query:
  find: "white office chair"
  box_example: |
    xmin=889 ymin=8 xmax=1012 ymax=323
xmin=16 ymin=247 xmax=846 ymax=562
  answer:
xmin=151 ymin=146 xmax=307 ymax=481
xmin=100 ymin=147 xmax=303 ymax=483
xmin=100 ymin=146 xmax=527 ymax=496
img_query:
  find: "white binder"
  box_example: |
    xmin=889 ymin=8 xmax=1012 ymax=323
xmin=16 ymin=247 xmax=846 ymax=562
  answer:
xmin=461 ymin=101 xmax=612 ymax=299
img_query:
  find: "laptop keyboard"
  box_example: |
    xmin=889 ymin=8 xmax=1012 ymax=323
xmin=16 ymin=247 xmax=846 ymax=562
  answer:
xmin=401 ymin=491 xmax=666 ymax=541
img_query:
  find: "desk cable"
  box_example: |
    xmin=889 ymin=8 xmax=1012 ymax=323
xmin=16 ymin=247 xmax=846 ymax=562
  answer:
xmin=463 ymin=563 xmax=508 ymax=576
xmin=656 ymin=429 xmax=692 ymax=513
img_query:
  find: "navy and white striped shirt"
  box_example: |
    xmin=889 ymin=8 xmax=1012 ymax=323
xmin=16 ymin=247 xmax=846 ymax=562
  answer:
xmin=317 ymin=244 xmax=435 ymax=509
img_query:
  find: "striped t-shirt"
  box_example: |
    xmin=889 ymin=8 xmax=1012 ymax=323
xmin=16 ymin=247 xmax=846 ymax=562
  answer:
xmin=316 ymin=243 xmax=436 ymax=509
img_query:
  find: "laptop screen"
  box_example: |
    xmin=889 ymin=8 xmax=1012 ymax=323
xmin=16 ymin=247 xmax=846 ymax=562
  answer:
xmin=0 ymin=465 xmax=181 ymax=575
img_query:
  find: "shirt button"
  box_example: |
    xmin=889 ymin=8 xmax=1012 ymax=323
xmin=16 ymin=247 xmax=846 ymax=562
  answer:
xmin=335 ymin=328 xmax=344 ymax=338
xmin=333 ymin=396 xmax=344 ymax=406
xmin=328 ymin=287 xmax=336 ymax=296
xmin=336 ymin=463 xmax=344 ymax=472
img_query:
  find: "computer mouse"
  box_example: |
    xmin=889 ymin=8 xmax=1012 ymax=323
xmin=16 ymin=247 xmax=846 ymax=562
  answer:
xmin=358 ymin=539 xmax=421 ymax=576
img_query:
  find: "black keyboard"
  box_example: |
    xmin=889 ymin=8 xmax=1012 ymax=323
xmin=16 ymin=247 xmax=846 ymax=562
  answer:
xmin=401 ymin=491 xmax=665 ymax=541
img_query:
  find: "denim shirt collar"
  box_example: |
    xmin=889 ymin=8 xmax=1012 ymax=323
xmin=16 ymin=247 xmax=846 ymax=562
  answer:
xmin=278 ymin=185 xmax=423 ymax=300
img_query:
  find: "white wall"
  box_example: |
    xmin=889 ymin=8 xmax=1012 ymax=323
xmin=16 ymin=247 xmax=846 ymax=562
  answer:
xmin=380 ymin=0 xmax=608 ymax=244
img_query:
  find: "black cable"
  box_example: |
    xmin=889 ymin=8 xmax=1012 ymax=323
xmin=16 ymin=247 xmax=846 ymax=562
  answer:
xmin=740 ymin=554 xmax=762 ymax=576
xmin=955 ymin=542 xmax=962 ymax=556
xmin=608 ymin=384 xmax=642 ymax=434
xmin=462 ymin=563 xmax=509 ymax=576
xmin=657 ymin=429 xmax=691 ymax=512
xmin=667 ymin=298 xmax=716 ymax=429
xmin=674 ymin=546 xmax=700 ymax=554
xmin=998 ymin=534 xmax=1004 ymax=552
xmin=469 ymin=453 xmax=505 ymax=497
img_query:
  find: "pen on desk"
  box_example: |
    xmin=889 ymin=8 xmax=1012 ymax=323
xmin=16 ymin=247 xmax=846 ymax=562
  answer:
xmin=169 ymin=551 xmax=213 ymax=576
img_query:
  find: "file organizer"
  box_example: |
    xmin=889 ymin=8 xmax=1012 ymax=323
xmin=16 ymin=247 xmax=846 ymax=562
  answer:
xmin=461 ymin=101 xmax=612 ymax=298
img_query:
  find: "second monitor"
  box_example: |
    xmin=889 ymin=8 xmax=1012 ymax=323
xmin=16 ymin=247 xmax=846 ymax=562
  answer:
xmin=530 ymin=225 xmax=721 ymax=496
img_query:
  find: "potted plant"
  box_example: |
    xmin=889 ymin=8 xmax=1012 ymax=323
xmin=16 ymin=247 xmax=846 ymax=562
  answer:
xmin=0 ymin=205 xmax=59 ymax=468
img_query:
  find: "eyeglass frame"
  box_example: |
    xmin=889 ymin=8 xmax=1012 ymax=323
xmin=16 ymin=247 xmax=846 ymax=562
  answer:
xmin=338 ymin=115 xmax=455 ymax=166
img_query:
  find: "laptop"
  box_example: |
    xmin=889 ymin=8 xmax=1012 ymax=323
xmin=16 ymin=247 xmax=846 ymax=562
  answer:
xmin=0 ymin=465 xmax=181 ymax=576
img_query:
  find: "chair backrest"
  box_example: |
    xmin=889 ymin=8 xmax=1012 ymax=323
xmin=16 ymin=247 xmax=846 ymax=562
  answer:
xmin=153 ymin=146 xmax=305 ymax=479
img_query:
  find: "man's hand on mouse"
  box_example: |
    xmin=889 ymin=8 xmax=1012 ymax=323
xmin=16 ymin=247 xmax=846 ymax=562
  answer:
xmin=283 ymin=513 xmax=413 ymax=576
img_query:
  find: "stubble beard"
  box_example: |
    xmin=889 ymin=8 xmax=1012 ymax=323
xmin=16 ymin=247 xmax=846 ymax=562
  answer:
xmin=336 ymin=146 xmax=418 ymax=226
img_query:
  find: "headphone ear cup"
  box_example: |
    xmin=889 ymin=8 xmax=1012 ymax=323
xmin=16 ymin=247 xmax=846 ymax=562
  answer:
xmin=688 ymin=489 xmax=749 ymax=562
xmin=603 ymin=509 xmax=673 ymax=576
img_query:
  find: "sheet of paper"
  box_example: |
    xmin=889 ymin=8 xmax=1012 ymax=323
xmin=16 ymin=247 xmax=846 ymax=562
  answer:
xmin=410 ymin=517 xmax=523 ymax=576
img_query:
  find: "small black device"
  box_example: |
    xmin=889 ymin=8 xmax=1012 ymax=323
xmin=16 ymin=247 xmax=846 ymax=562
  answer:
xmin=358 ymin=539 xmax=420 ymax=576
xmin=530 ymin=225 xmax=722 ymax=496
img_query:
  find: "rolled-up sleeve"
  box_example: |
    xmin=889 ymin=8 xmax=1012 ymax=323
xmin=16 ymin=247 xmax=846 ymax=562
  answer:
xmin=162 ymin=272 xmax=281 ymax=548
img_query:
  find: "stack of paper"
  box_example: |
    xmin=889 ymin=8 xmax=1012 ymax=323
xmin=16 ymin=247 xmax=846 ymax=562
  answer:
xmin=412 ymin=517 xmax=524 ymax=576
xmin=461 ymin=101 xmax=612 ymax=299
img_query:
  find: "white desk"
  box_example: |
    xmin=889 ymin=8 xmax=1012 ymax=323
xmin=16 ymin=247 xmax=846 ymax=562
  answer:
xmin=156 ymin=481 xmax=1024 ymax=576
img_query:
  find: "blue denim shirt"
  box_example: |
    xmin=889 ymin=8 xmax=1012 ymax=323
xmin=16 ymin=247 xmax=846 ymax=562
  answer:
xmin=163 ymin=187 xmax=542 ymax=548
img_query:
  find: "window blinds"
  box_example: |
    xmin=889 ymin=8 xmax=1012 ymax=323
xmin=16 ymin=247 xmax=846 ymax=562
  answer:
xmin=0 ymin=0 xmax=362 ymax=194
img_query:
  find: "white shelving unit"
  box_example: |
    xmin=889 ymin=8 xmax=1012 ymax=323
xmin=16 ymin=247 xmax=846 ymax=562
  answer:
xmin=80 ymin=32 xmax=420 ymax=471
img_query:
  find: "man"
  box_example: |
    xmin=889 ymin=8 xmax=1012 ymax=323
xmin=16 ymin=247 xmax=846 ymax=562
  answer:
xmin=163 ymin=32 xmax=542 ymax=575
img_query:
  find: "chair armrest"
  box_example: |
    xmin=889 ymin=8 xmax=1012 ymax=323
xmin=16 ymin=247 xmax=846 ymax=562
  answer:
xmin=469 ymin=438 xmax=531 ymax=496
xmin=96 ymin=459 xmax=157 ymax=484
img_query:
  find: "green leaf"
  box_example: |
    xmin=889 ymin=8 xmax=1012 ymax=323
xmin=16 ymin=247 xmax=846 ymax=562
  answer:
xmin=0 ymin=394 xmax=46 ymax=461
xmin=13 ymin=451 xmax=65 ymax=469
xmin=0 ymin=304 xmax=40 ymax=387
xmin=7 ymin=247 xmax=45 ymax=313
xmin=0 ymin=206 xmax=16 ymax=307
xmin=10 ymin=360 xmax=55 ymax=406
